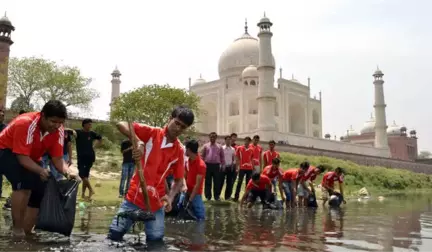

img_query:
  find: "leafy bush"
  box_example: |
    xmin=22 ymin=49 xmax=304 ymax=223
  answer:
xmin=95 ymin=136 xmax=115 ymax=150
xmin=93 ymin=123 xmax=117 ymax=143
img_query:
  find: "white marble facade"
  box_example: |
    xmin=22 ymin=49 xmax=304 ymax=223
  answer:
xmin=190 ymin=18 xmax=322 ymax=139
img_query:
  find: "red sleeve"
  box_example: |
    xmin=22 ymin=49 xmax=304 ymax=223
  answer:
xmin=133 ymin=123 xmax=154 ymax=143
xmin=246 ymin=180 xmax=253 ymax=191
xmin=172 ymin=147 xmax=185 ymax=180
xmin=198 ymin=162 xmax=206 ymax=176
xmin=263 ymin=175 xmax=271 ymax=185
xmin=11 ymin=120 xmax=33 ymax=156
xmin=48 ymin=127 xmax=64 ymax=158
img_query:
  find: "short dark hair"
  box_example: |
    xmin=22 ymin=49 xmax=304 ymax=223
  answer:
xmin=269 ymin=140 xmax=276 ymax=145
xmin=185 ymin=139 xmax=199 ymax=154
xmin=41 ymin=100 xmax=67 ymax=119
xmin=335 ymin=167 xmax=344 ymax=174
xmin=209 ymin=132 xmax=217 ymax=136
xmin=225 ymin=135 xmax=231 ymax=140
xmin=19 ymin=110 xmax=26 ymax=115
xmin=272 ymin=158 xmax=280 ymax=165
xmin=244 ymin=136 xmax=251 ymax=141
xmin=317 ymin=165 xmax=325 ymax=173
xmin=251 ymin=172 xmax=261 ymax=181
xmin=171 ymin=105 xmax=194 ymax=126
xmin=253 ymin=135 xmax=260 ymax=140
xmin=82 ymin=118 xmax=93 ymax=127
xmin=230 ymin=133 xmax=237 ymax=137
xmin=300 ymin=161 xmax=310 ymax=170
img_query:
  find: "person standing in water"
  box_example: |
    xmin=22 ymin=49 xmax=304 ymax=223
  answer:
xmin=107 ymin=105 xmax=194 ymax=242
xmin=321 ymin=167 xmax=346 ymax=206
xmin=74 ymin=119 xmax=102 ymax=200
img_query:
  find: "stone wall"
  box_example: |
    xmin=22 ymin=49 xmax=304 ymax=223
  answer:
xmin=195 ymin=133 xmax=432 ymax=175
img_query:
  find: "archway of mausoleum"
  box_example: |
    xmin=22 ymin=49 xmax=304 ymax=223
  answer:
xmin=289 ymin=103 xmax=306 ymax=135
xmin=229 ymin=100 xmax=239 ymax=116
xmin=200 ymin=102 xmax=217 ymax=133
xmin=312 ymin=109 xmax=320 ymax=125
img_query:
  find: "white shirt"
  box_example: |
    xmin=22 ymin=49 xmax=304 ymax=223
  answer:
xmin=222 ymin=145 xmax=235 ymax=166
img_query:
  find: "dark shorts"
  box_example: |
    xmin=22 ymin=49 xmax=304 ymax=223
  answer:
xmin=77 ymin=155 xmax=95 ymax=178
xmin=0 ymin=149 xmax=46 ymax=208
xmin=247 ymin=189 xmax=268 ymax=203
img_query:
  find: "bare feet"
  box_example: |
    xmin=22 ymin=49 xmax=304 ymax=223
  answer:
xmin=88 ymin=191 xmax=95 ymax=200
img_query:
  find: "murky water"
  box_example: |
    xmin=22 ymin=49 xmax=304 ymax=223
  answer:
xmin=1 ymin=196 xmax=432 ymax=251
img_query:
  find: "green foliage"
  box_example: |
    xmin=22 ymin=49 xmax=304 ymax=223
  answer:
xmin=95 ymin=136 xmax=114 ymax=151
xmin=279 ymin=152 xmax=432 ymax=194
xmin=10 ymin=95 xmax=34 ymax=112
xmin=92 ymin=123 xmax=117 ymax=143
xmin=7 ymin=56 xmax=99 ymax=110
xmin=110 ymin=84 xmax=201 ymax=127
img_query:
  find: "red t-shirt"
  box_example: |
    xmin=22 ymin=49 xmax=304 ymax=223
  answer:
xmin=251 ymin=144 xmax=262 ymax=166
xmin=262 ymin=165 xmax=283 ymax=180
xmin=236 ymin=145 xmax=253 ymax=170
xmin=321 ymin=171 xmax=344 ymax=189
xmin=126 ymin=123 xmax=185 ymax=212
xmin=186 ymin=156 xmax=206 ymax=195
xmin=246 ymin=174 xmax=271 ymax=191
xmin=263 ymin=150 xmax=280 ymax=167
xmin=282 ymin=168 xmax=301 ymax=182
xmin=302 ymin=166 xmax=318 ymax=182
xmin=0 ymin=112 xmax=64 ymax=162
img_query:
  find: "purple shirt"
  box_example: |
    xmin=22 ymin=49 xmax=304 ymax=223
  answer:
xmin=201 ymin=142 xmax=225 ymax=165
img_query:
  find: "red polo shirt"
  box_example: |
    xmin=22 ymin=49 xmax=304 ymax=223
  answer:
xmin=0 ymin=112 xmax=64 ymax=162
xmin=246 ymin=174 xmax=271 ymax=191
xmin=321 ymin=171 xmax=344 ymax=189
xmin=262 ymin=165 xmax=283 ymax=180
xmin=126 ymin=123 xmax=185 ymax=212
xmin=302 ymin=166 xmax=318 ymax=182
xmin=263 ymin=150 xmax=280 ymax=167
xmin=186 ymin=156 xmax=206 ymax=195
xmin=282 ymin=168 xmax=302 ymax=182
xmin=236 ymin=145 xmax=253 ymax=170
xmin=251 ymin=144 xmax=262 ymax=166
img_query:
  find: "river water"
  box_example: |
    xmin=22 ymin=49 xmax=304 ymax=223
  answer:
xmin=0 ymin=195 xmax=431 ymax=251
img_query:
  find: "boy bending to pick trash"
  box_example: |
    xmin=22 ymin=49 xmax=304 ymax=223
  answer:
xmin=107 ymin=105 xmax=194 ymax=242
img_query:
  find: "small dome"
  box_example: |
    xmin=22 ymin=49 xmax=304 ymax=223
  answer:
xmin=0 ymin=15 xmax=12 ymax=26
xmin=361 ymin=114 xmax=376 ymax=134
xmin=346 ymin=125 xmax=359 ymax=137
xmin=111 ymin=67 xmax=121 ymax=76
xmin=242 ymin=65 xmax=258 ymax=78
xmin=193 ymin=75 xmax=206 ymax=85
xmin=387 ymin=121 xmax=401 ymax=135
xmin=259 ymin=16 xmax=271 ymax=24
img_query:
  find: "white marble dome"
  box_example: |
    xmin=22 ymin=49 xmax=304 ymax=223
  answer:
xmin=387 ymin=121 xmax=401 ymax=135
xmin=242 ymin=65 xmax=258 ymax=78
xmin=218 ymin=31 xmax=275 ymax=79
xmin=193 ymin=75 xmax=206 ymax=86
xmin=361 ymin=114 xmax=375 ymax=134
xmin=346 ymin=126 xmax=359 ymax=137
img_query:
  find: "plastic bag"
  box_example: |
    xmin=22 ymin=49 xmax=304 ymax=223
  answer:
xmin=35 ymin=177 xmax=80 ymax=236
xmin=307 ymin=193 xmax=318 ymax=208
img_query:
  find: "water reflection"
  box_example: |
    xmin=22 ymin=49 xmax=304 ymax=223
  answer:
xmin=0 ymin=196 xmax=431 ymax=251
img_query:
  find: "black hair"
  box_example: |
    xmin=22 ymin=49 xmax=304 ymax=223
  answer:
xmin=269 ymin=140 xmax=276 ymax=145
xmin=171 ymin=105 xmax=194 ymax=126
xmin=253 ymin=135 xmax=260 ymax=140
xmin=230 ymin=133 xmax=237 ymax=137
xmin=300 ymin=161 xmax=310 ymax=170
xmin=185 ymin=139 xmax=199 ymax=154
xmin=19 ymin=110 xmax=26 ymax=115
xmin=317 ymin=165 xmax=325 ymax=173
xmin=225 ymin=135 xmax=231 ymax=140
xmin=335 ymin=167 xmax=344 ymax=174
xmin=272 ymin=158 xmax=280 ymax=165
xmin=82 ymin=118 xmax=93 ymax=127
xmin=251 ymin=172 xmax=261 ymax=181
xmin=41 ymin=100 xmax=67 ymax=119
xmin=209 ymin=132 xmax=217 ymax=136
xmin=244 ymin=136 xmax=251 ymax=141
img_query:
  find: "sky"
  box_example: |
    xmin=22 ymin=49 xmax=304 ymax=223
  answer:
xmin=2 ymin=0 xmax=432 ymax=151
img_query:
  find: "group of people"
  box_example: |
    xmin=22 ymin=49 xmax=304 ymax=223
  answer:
xmin=0 ymin=100 xmax=346 ymax=244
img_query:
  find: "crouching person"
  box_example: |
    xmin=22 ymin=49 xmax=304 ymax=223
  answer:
xmin=321 ymin=167 xmax=346 ymax=206
xmin=240 ymin=172 xmax=273 ymax=208
xmin=184 ymin=140 xmax=206 ymax=220
xmin=107 ymin=105 xmax=194 ymax=242
xmin=0 ymin=100 xmax=79 ymax=237
xmin=281 ymin=167 xmax=305 ymax=209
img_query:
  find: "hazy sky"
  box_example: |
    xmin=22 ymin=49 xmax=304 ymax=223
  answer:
xmin=2 ymin=0 xmax=431 ymax=151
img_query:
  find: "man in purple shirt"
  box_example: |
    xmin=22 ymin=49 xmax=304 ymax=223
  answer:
xmin=201 ymin=132 xmax=225 ymax=201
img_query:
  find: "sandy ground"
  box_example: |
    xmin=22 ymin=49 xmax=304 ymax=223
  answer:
xmin=68 ymin=163 xmax=120 ymax=180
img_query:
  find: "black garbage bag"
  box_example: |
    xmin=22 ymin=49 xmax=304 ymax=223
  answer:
xmin=165 ymin=193 xmax=183 ymax=217
xmin=35 ymin=177 xmax=80 ymax=236
xmin=307 ymin=193 xmax=318 ymax=208
xmin=328 ymin=192 xmax=344 ymax=208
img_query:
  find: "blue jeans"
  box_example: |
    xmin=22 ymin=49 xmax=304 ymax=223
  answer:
xmin=119 ymin=162 xmax=135 ymax=196
xmin=189 ymin=194 xmax=206 ymax=221
xmin=108 ymin=200 xmax=165 ymax=241
xmin=42 ymin=154 xmax=69 ymax=181
xmin=282 ymin=181 xmax=293 ymax=202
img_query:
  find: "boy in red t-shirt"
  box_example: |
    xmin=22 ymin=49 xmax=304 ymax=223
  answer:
xmin=281 ymin=167 xmax=306 ymax=208
xmin=0 ymin=100 xmax=79 ymax=237
xmin=108 ymin=105 xmax=194 ymax=242
xmin=233 ymin=136 xmax=254 ymax=201
xmin=261 ymin=158 xmax=284 ymax=200
xmin=298 ymin=164 xmax=325 ymax=207
xmin=240 ymin=172 xmax=273 ymax=208
xmin=184 ymin=139 xmax=206 ymax=220
xmin=262 ymin=140 xmax=280 ymax=167
xmin=321 ymin=167 xmax=346 ymax=206
xmin=251 ymin=135 xmax=263 ymax=172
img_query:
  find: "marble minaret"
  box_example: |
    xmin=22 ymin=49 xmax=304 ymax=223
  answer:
xmin=110 ymin=66 xmax=121 ymax=110
xmin=373 ymin=67 xmax=389 ymax=149
xmin=256 ymin=14 xmax=276 ymax=141
xmin=0 ymin=13 xmax=15 ymax=109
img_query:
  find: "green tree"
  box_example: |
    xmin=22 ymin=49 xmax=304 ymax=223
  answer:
xmin=110 ymin=84 xmax=201 ymax=129
xmin=418 ymin=151 xmax=432 ymax=159
xmin=10 ymin=95 xmax=34 ymax=112
xmin=7 ymin=56 xmax=99 ymax=109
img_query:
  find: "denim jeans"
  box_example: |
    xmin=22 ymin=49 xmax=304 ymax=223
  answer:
xmin=282 ymin=181 xmax=293 ymax=202
xmin=108 ymin=200 xmax=165 ymax=241
xmin=119 ymin=162 xmax=135 ymax=196
xmin=43 ymin=154 xmax=69 ymax=181
xmin=189 ymin=194 xmax=206 ymax=221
